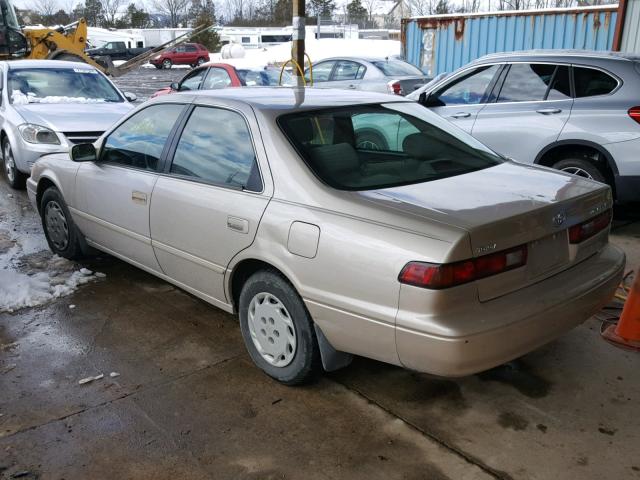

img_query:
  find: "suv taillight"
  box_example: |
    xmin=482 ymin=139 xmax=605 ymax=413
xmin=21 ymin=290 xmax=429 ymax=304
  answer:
xmin=569 ymin=209 xmax=612 ymax=244
xmin=629 ymin=106 xmax=640 ymax=125
xmin=399 ymin=245 xmax=528 ymax=289
xmin=387 ymin=80 xmax=402 ymax=95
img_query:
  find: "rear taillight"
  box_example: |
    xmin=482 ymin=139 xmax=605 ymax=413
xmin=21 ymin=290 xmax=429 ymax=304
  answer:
xmin=629 ymin=106 xmax=640 ymax=125
xmin=387 ymin=80 xmax=402 ymax=95
xmin=399 ymin=245 xmax=528 ymax=289
xmin=569 ymin=209 xmax=612 ymax=244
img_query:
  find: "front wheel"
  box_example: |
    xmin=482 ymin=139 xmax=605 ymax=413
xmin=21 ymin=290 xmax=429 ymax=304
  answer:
xmin=162 ymin=59 xmax=172 ymax=69
xmin=239 ymin=270 xmax=321 ymax=385
xmin=3 ymin=139 xmax=27 ymax=189
xmin=41 ymin=187 xmax=84 ymax=260
xmin=552 ymin=158 xmax=606 ymax=183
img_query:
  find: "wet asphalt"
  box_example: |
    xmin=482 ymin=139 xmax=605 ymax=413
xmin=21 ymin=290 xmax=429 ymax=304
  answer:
xmin=1 ymin=67 xmax=640 ymax=480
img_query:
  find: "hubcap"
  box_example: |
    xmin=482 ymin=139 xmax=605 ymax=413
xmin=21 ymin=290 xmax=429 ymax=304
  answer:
xmin=357 ymin=139 xmax=382 ymax=150
xmin=4 ymin=143 xmax=15 ymax=183
xmin=163 ymin=60 xmax=171 ymax=68
xmin=247 ymin=292 xmax=297 ymax=367
xmin=561 ymin=166 xmax=593 ymax=179
xmin=45 ymin=201 xmax=69 ymax=250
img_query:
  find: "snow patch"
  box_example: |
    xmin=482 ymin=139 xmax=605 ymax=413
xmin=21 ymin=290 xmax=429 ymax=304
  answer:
xmin=11 ymin=91 xmax=108 ymax=104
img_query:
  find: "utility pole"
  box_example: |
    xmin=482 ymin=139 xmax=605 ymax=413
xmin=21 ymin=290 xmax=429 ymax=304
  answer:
xmin=292 ymin=0 xmax=305 ymax=86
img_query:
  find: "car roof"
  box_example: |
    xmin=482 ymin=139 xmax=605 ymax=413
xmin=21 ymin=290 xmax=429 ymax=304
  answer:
xmin=317 ymin=56 xmax=402 ymax=63
xmin=160 ymin=87 xmax=410 ymax=111
xmin=2 ymin=59 xmax=99 ymax=70
xmin=474 ymin=49 xmax=640 ymax=63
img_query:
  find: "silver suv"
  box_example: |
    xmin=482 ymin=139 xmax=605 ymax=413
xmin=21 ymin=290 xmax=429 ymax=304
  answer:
xmin=408 ymin=51 xmax=640 ymax=203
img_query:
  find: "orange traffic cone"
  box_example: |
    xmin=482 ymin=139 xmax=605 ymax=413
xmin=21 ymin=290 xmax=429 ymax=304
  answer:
xmin=602 ymin=268 xmax=640 ymax=351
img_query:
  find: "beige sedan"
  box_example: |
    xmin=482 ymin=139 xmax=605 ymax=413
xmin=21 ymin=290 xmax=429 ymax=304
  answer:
xmin=27 ymin=88 xmax=625 ymax=385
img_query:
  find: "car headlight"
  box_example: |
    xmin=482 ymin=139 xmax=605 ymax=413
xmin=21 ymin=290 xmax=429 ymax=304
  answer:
xmin=18 ymin=124 xmax=60 ymax=145
xmin=154 ymin=54 xmax=161 ymax=60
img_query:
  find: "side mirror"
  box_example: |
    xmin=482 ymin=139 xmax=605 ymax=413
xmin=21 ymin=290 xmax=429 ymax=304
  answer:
xmin=170 ymin=82 xmax=179 ymax=91
xmin=123 ymin=91 xmax=137 ymax=102
xmin=71 ymin=143 xmax=97 ymax=162
xmin=418 ymin=92 xmax=427 ymax=104
xmin=418 ymin=91 xmax=441 ymax=107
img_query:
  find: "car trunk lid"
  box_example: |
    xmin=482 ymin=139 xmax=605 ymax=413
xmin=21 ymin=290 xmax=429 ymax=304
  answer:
xmin=359 ymin=162 xmax=613 ymax=301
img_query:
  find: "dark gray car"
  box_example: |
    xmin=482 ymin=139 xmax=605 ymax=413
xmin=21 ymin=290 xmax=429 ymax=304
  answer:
xmin=409 ymin=50 xmax=640 ymax=203
xmin=308 ymin=57 xmax=429 ymax=96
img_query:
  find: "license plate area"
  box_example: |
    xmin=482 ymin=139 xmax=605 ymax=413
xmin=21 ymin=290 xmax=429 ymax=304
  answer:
xmin=527 ymin=231 xmax=569 ymax=279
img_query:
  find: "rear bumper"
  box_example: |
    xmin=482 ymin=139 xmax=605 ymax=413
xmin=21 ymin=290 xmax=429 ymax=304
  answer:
xmin=614 ymin=175 xmax=640 ymax=203
xmin=396 ymin=244 xmax=625 ymax=377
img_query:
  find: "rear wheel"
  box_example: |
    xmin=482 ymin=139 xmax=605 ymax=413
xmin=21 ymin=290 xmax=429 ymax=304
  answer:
xmin=162 ymin=59 xmax=172 ymax=69
xmin=238 ymin=270 xmax=321 ymax=385
xmin=552 ymin=158 xmax=606 ymax=183
xmin=3 ymin=138 xmax=27 ymax=189
xmin=196 ymin=57 xmax=206 ymax=66
xmin=355 ymin=130 xmax=388 ymax=151
xmin=41 ymin=187 xmax=84 ymax=260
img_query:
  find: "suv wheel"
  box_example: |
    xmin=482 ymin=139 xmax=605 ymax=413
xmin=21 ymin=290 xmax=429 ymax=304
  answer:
xmin=196 ymin=57 xmax=206 ymax=66
xmin=162 ymin=59 xmax=172 ymax=69
xmin=3 ymin=138 xmax=27 ymax=189
xmin=238 ymin=270 xmax=321 ymax=385
xmin=552 ymin=158 xmax=606 ymax=183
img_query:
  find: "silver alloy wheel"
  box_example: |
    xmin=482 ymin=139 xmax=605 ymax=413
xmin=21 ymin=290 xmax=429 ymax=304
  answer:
xmin=162 ymin=59 xmax=172 ymax=69
xmin=357 ymin=140 xmax=382 ymax=150
xmin=197 ymin=57 xmax=205 ymax=65
xmin=247 ymin=292 xmax=297 ymax=367
xmin=560 ymin=166 xmax=593 ymax=179
xmin=45 ymin=201 xmax=69 ymax=250
xmin=4 ymin=142 xmax=15 ymax=183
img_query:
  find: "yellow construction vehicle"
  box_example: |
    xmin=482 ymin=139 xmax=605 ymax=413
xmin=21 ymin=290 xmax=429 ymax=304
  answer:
xmin=0 ymin=0 xmax=212 ymax=76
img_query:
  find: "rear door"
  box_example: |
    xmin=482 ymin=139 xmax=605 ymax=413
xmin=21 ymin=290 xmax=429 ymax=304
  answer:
xmin=184 ymin=44 xmax=199 ymax=64
xmin=471 ymin=63 xmax=573 ymax=163
xmin=149 ymin=103 xmax=272 ymax=305
xmin=424 ymin=64 xmax=502 ymax=133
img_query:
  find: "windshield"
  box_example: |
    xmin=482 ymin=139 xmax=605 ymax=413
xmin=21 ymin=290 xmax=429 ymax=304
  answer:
xmin=0 ymin=0 xmax=20 ymax=29
xmin=278 ymin=102 xmax=502 ymax=191
xmin=237 ymin=68 xmax=293 ymax=86
xmin=8 ymin=68 xmax=123 ymax=104
xmin=372 ymin=60 xmax=423 ymax=77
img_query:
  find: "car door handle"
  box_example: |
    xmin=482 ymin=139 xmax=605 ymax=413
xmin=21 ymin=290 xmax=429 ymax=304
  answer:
xmin=347 ymin=84 xmax=357 ymax=89
xmin=131 ymin=191 xmax=147 ymax=205
xmin=227 ymin=216 xmax=249 ymax=234
xmin=536 ymin=108 xmax=562 ymax=115
xmin=450 ymin=112 xmax=471 ymax=119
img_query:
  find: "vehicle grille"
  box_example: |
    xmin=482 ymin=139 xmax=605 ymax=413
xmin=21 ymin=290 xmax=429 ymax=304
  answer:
xmin=63 ymin=132 xmax=103 ymax=145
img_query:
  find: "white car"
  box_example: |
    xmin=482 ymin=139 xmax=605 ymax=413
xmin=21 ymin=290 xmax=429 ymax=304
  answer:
xmin=1 ymin=60 xmax=136 ymax=189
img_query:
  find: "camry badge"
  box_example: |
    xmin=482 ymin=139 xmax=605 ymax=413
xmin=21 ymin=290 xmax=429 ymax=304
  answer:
xmin=552 ymin=212 xmax=566 ymax=227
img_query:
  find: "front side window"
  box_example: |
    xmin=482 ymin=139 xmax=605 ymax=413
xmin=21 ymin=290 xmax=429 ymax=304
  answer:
xmin=8 ymin=67 xmax=123 ymax=104
xmin=309 ymin=61 xmax=335 ymax=83
xmin=278 ymin=103 xmax=502 ymax=191
xmin=102 ymin=104 xmax=184 ymax=171
xmin=332 ymin=61 xmax=365 ymax=81
xmin=496 ymin=63 xmax=557 ymax=102
xmin=179 ymin=68 xmax=206 ymax=91
xmin=170 ymin=107 xmax=261 ymax=191
xmin=432 ymin=65 xmax=500 ymax=106
xmin=573 ymin=66 xmax=618 ymax=97
xmin=202 ymin=68 xmax=232 ymax=89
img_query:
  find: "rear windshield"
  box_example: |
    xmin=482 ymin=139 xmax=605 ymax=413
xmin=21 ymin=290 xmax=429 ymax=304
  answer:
xmin=8 ymin=68 xmax=123 ymax=104
xmin=278 ymin=102 xmax=502 ymax=191
xmin=372 ymin=60 xmax=423 ymax=77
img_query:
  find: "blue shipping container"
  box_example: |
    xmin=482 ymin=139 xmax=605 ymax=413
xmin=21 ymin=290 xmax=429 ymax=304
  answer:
xmin=402 ymin=5 xmax=618 ymax=76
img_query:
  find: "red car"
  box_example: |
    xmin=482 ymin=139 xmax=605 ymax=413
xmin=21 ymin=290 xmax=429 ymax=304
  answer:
xmin=151 ymin=63 xmax=293 ymax=98
xmin=150 ymin=43 xmax=210 ymax=69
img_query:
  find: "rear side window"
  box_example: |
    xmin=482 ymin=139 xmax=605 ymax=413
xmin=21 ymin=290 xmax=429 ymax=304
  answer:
xmin=102 ymin=104 xmax=184 ymax=171
xmin=547 ymin=66 xmax=571 ymax=100
xmin=170 ymin=107 xmax=261 ymax=191
xmin=278 ymin=103 xmax=502 ymax=191
xmin=497 ymin=63 xmax=557 ymax=102
xmin=573 ymin=67 xmax=618 ymax=97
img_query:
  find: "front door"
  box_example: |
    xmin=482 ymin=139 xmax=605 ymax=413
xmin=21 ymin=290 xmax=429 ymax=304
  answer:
xmin=149 ymin=104 xmax=271 ymax=306
xmin=425 ymin=64 xmax=502 ymax=133
xmin=73 ymin=103 xmax=186 ymax=272
xmin=471 ymin=63 xmax=573 ymax=163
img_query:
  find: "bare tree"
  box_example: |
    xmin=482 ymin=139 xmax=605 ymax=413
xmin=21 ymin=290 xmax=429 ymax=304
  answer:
xmin=362 ymin=0 xmax=377 ymax=23
xmin=407 ymin=0 xmax=437 ymax=16
xmin=101 ymin=0 xmax=124 ymax=26
xmin=31 ymin=0 xmax=59 ymax=21
xmin=153 ymin=0 xmax=191 ymax=26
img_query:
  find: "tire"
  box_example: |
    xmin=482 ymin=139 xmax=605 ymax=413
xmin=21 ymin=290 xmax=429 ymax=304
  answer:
xmin=196 ymin=57 xmax=206 ymax=66
xmin=162 ymin=59 xmax=172 ymax=69
xmin=239 ymin=270 xmax=321 ymax=385
xmin=49 ymin=52 xmax=87 ymax=63
xmin=355 ymin=130 xmax=389 ymax=151
xmin=154 ymin=64 xmax=162 ymax=70
xmin=3 ymin=138 xmax=27 ymax=189
xmin=552 ymin=158 xmax=606 ymax=183
xmin=40 ymin=187 xmax=84 ymax=260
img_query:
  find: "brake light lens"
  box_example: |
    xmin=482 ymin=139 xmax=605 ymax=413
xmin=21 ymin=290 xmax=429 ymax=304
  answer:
xmin=629 ymin=106 xmax=640 ymax=125
xmin=568 ymin=209 xmax=612 ymax=244
xmin=399 ymin=245 xmax=528 ymax=289
xmin=387 ymin=80 xmax=402 ymax=95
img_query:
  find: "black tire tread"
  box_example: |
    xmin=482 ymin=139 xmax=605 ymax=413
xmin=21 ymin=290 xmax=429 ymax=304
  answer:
xmin=40 ymin=187 xmax=85 ymax=260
